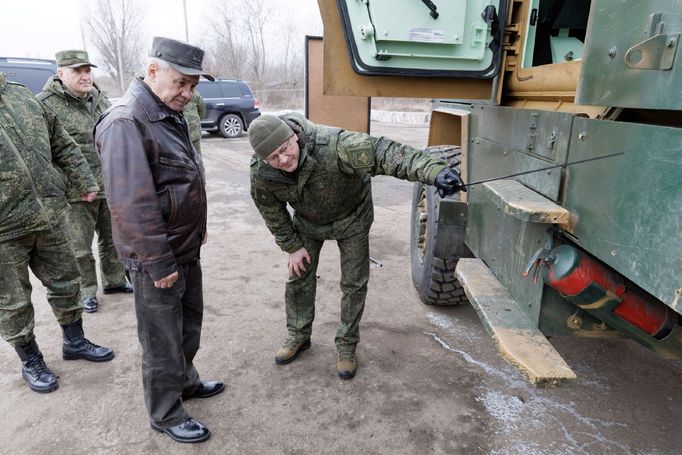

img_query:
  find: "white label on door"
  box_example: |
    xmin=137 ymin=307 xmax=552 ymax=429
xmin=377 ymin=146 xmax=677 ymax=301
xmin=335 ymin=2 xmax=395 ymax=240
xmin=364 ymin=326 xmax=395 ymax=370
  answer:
xmin=407 ymin=28 xmax=445 ymax=43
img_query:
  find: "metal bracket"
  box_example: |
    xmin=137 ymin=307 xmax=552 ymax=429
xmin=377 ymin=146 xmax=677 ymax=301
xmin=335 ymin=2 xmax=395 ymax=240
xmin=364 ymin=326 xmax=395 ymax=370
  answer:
xmin=625 ymin=33 xmax=679 ymax=70
xmin=625 ymin=13 xmax=679 ymax=70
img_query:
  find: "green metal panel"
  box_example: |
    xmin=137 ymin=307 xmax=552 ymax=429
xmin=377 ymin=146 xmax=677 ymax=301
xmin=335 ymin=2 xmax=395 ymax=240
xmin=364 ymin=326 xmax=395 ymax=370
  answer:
xmin=465 ymin=184 xmax=551 ymax=324
xmin=562 ymin=117 xmax=682 ymax=312
xmin=467 ymin=105 xmax=574 ymax=201
xmin=337 ymin=0 xmax=505 ymax=77
xmin=438 ymin=199 xmax=468 ymax=226
xmin=577 ymin=0 xmax=682 ymax=111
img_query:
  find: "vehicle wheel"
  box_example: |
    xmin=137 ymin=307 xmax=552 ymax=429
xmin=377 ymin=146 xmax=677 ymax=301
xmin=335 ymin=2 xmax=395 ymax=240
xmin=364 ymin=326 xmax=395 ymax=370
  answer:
xmin=218 ymin=114 xmax=244 ymax=138
xmin=410 ymin=145 xmax=471 ymax=306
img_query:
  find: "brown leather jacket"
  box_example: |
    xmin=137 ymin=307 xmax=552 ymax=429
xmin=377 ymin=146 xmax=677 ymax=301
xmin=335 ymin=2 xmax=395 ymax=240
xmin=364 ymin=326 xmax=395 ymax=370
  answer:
xmin=94 ymin=78 xmax=207 ymax=281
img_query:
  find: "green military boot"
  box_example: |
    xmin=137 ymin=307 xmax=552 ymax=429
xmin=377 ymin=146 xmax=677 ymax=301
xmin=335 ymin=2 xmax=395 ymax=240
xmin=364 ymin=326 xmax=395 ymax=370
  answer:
xmin=337 ymin=350 xmax=357 ymax=380
xmin=275 ymin=339 xmax=311 ymax=365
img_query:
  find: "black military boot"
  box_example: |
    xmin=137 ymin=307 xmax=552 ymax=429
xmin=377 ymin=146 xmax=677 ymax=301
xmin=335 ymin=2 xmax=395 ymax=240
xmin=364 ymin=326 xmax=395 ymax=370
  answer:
xmin=61 ymin=319 xmax=115 ymax=362
xmin=14 ymin=339 xmax=59 ymax=393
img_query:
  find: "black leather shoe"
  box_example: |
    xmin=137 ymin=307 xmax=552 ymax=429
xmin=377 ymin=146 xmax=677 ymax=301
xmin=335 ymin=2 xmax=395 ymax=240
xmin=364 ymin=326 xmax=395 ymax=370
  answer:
xmin=150 ymin=418 xmax=210 ymax=443
xmin=183 ymin=380 xmax=225 ymax=400
xmin=82 ymin=297 xmax=98 ymax=313
xmin=102 ymin=283 xmax=134 ymax=294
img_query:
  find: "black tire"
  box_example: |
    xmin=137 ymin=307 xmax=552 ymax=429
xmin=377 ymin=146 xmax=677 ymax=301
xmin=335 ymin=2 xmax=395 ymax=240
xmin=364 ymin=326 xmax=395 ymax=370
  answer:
xmin=218 ymin=114 xmax=244 ymax=138
xmin=410 ymin=146 xmax=471 ymax=306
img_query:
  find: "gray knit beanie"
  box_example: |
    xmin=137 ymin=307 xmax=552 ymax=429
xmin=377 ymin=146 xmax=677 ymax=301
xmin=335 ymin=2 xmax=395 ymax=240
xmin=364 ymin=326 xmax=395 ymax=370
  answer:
xmin=248 ymin=115 xmax=293 ymax=159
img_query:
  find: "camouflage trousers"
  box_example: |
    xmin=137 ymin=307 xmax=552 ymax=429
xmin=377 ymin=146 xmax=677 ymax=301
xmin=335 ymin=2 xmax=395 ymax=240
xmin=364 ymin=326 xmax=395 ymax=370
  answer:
xmin=286 ymin=225 xmax=370 ymax=355
xmin=130 ymin=259 xmax=203 ymax=427
xmin=0 ymin=225 xmax=82 ymax=347
xmin=65 ymin=199 xmax=126 ymax=299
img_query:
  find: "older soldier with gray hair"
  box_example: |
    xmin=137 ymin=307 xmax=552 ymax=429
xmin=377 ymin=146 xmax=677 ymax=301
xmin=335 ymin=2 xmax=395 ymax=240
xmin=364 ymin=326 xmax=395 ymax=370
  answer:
xmin=249 ymin=113 xmax=465 ymax=380
xmin=0 ymin=72 xmax=115 ymax=394
xmin=95 ymin=37 xmax=220 ymax=444
xmin=37 ymin=50 xmax=132 ymax=314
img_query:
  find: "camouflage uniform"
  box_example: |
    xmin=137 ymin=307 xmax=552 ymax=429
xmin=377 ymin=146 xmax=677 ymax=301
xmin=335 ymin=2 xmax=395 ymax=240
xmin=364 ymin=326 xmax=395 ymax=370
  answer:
xmin=0 ymin=74 xmax=98 ymax=347
xmin=183 ymin=90 xmax=206 ymax=154
xmin=250 ymin=112 xmax=445 ymax=354
xmin=37 ymin=76 xmax=127 ymax=300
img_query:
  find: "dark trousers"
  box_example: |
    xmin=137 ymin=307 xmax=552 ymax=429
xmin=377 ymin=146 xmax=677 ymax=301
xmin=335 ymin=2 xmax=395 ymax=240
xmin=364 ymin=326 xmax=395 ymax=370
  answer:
xmin=130 ymin=259 xmax=203 ymax=427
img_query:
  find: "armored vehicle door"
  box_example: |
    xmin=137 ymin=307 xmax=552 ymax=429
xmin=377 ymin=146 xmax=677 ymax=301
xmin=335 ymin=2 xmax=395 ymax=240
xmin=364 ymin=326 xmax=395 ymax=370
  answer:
xmin=319 ymin=0 xmax=507 ymax=101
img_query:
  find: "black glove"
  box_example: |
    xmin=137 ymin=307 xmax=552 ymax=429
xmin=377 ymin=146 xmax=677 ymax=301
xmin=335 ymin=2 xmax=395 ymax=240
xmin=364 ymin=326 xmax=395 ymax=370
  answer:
xmin=434 ymin=167 xmax=466 ymax=197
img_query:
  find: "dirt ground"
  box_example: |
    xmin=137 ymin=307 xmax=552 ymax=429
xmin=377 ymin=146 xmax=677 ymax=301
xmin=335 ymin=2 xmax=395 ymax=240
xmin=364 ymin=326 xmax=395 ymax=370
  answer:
xmin=1 ymin=121 xmax=681 ymax=455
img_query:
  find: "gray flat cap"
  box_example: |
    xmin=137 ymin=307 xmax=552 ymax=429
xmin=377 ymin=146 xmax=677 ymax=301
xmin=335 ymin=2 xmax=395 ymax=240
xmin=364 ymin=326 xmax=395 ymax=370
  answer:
xmin=149 ymin=37 xmax=214 ymax=81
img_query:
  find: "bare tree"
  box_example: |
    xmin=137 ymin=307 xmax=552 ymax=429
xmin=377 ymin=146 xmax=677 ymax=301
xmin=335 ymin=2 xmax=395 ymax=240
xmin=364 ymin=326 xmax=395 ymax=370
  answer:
xmin=240 ymin=0 xmax=272 ymax=86
xmin=204 ymin=1 xmax=249 ymax=79
xmin=203 ymin=0 xmax=307 ymax=108
xmin=203 ymin=0 xmax=271 ymax=85
xmin=83 ymin=0 xmax=146 ymax=94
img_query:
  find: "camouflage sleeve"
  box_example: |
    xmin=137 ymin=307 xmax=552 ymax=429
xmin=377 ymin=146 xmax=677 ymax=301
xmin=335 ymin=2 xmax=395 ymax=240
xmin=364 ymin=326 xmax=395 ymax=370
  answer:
xmin=196 ymin=92 xmax=206 ymax=118
xmin=336 ymin=131 xmax=446 ymax=184
xmin=41 ymin=102 xmax=99 ymax=194
xmin=250 ymin=163 xmax=304 ymax=254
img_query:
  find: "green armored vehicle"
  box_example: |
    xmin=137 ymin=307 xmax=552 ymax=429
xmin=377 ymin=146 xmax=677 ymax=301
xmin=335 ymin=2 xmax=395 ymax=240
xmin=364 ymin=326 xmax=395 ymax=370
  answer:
xmin=317 ymin=0 xmax=682 ymax=384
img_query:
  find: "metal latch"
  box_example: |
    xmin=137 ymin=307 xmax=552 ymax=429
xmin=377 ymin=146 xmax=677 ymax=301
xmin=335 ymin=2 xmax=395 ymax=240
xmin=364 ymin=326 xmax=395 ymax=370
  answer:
xmin=527 ymin=112 xmax=538 ymax=151
xmin=481 ymin=5 xmax=500 ymax=53
xmin=625 ymin=13 xmax=679 ymax=70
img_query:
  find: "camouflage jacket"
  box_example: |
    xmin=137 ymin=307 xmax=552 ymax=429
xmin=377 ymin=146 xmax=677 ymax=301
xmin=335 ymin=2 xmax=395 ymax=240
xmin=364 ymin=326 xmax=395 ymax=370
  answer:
xmin=183 ymin=90 xmax=205 ymax=152
xmin=0 ymin=74 xmax=99 ymax=242
xmin=250 ymin=112 xmax=446 ymax=253
xmin=37 ymin=76 xmax=111 ymax=201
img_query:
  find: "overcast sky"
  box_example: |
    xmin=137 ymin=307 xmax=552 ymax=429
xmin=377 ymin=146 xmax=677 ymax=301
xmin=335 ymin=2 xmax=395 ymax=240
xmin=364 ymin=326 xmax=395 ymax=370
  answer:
xmin=0 ymin=0 xmax=323 ymax=61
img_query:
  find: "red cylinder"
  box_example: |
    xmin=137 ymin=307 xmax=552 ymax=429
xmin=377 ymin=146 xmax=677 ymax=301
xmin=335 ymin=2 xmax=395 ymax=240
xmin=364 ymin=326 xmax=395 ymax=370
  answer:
xmin=544 ymin=245 xmax=626 ymax=298
xmin=614 ymin=290 xmax=677 ymax=339
xmin=543 ymin=245 xmax=676 ymax=339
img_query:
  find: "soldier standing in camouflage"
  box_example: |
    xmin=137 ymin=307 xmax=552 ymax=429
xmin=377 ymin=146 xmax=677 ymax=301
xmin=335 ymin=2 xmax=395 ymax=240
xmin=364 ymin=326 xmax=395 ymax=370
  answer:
xmin=37 ymin=50 xmax=132 ymax=314
xmin=183 ymin=89 xmax=206 ymax=154
xmin=249 ymin=113 xmax=465 ymax=379
xmin=0 ymin=73 xmax=115 ymax=394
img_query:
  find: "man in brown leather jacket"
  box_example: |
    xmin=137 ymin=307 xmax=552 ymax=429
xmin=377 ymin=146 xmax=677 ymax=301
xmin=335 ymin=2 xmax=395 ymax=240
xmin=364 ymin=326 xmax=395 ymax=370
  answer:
xmin=94 ymin=37 xmax=221 ymax=444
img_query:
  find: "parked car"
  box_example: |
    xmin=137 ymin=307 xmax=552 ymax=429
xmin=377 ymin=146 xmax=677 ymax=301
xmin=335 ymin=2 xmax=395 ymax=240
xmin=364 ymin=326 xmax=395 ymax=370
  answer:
xmin=196 ymin=78 xmax=261 ymax=138
xmin=0 ymin=57 xmax=57 ymax=94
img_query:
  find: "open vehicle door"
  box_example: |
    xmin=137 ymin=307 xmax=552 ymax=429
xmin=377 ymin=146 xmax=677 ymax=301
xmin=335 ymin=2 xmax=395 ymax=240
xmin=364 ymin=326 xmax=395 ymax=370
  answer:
xmin=319 ymin=0 xmax=507 ymax=101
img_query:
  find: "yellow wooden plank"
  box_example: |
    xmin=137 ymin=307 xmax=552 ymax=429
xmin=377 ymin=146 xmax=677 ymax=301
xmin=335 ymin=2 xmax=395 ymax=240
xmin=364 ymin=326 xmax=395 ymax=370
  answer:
xmin=482 ymin=179 xmax=570 ymax=224
xmin=456 ymin=258 xmax=576 ymax=386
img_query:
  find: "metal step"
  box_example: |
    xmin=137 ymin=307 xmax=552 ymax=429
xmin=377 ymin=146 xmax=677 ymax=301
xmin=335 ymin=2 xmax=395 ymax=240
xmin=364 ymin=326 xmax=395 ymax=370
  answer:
xmin=455 ymin=258 xmax=577 ymax=386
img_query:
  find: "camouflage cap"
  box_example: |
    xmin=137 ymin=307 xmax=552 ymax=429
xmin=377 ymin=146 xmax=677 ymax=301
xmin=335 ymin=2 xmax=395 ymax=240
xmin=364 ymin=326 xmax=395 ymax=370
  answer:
xmin=149 ymin=36 xmax=214 ymax=81
xmin=55 ymin=49 xmax=97 ymax=68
